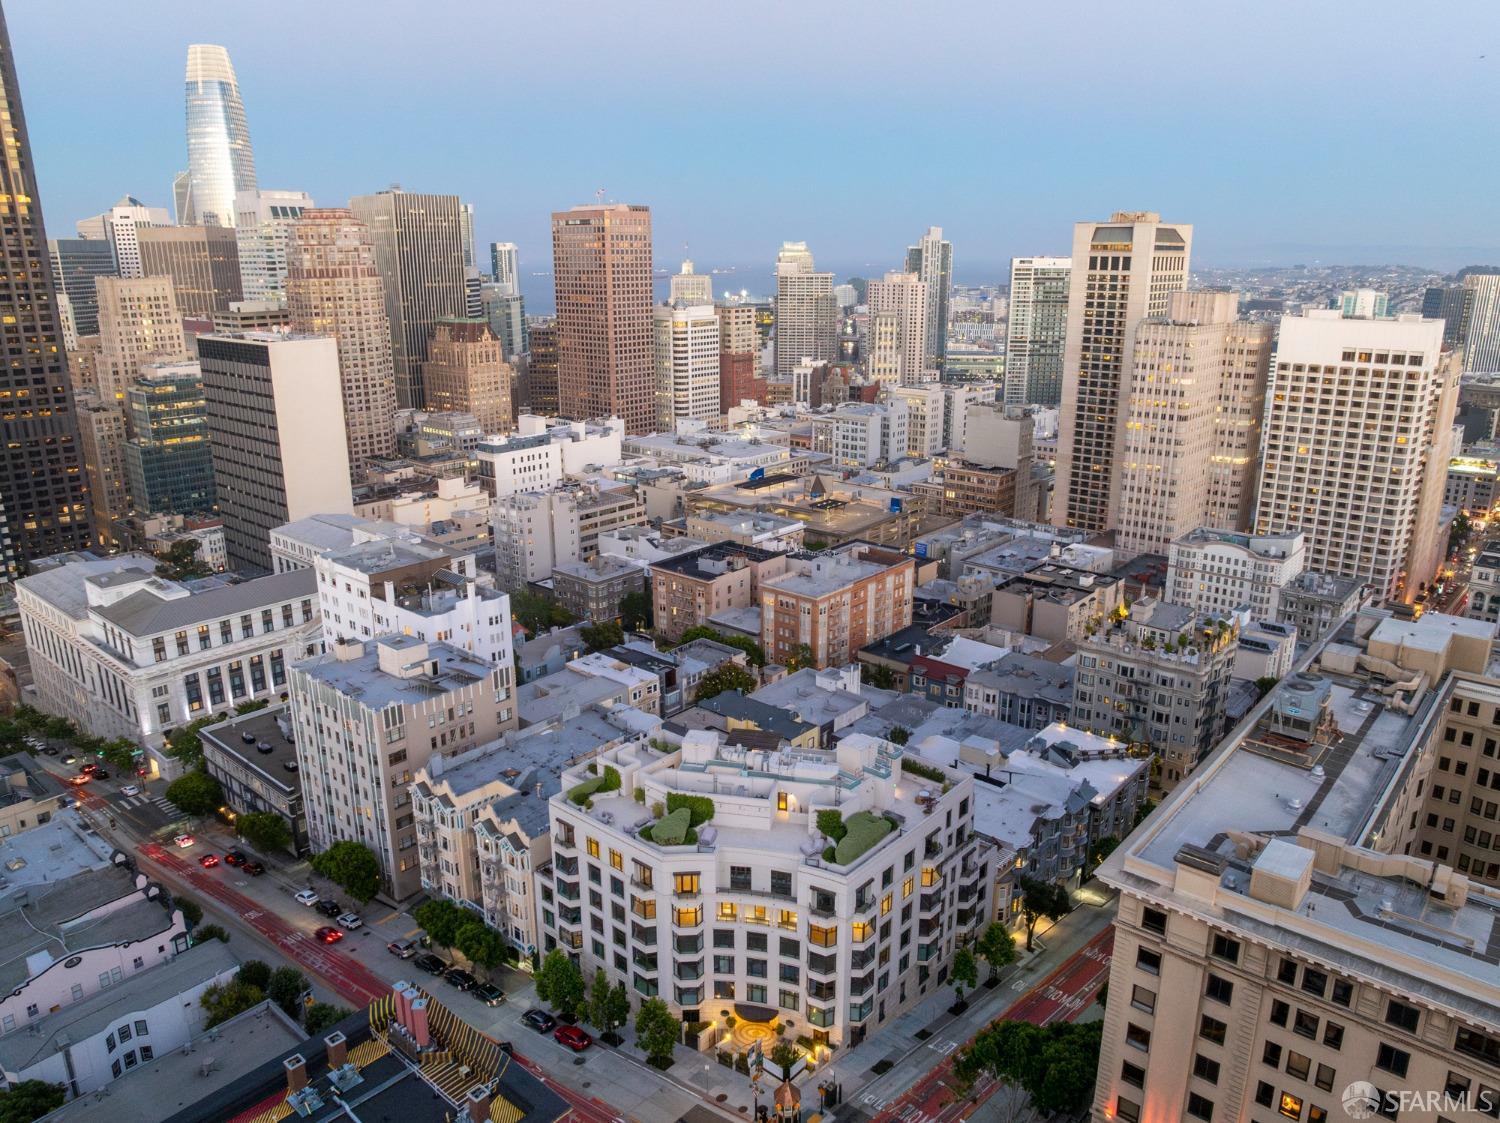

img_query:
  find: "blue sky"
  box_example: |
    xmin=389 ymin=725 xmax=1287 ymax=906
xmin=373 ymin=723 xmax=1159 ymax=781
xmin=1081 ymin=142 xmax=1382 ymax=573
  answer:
xmin=12 ymin=0 xmax=1500 ymax=281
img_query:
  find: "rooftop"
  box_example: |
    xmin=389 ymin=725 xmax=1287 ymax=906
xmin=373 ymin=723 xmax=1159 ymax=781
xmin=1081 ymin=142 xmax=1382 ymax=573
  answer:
xmin=93 ymin=568 xmax=316 ymax=639
xmin=967 ymin=652 xmax=1076 ymax=703
xmin=1282 ymin=570 xmax=1365 ymax=602
xmin=695 ymin=690 xmax=817 ymax=743
xmin=517 ymin=668 xmax=629 ymax=727
xmin=650 ymin=541 xmax=783 ymax=581
xmin=200 ymin=706 xmax=299 ymax=796
xmin=552 ymin=555 xmax=641 ymax=584
xmin=760 ymin=543 xmax=908 ymax=599
xmin=292 ymin=636 xmax=494 ymax=711
xmin=750 ymin=667 xmax=874 ymax=730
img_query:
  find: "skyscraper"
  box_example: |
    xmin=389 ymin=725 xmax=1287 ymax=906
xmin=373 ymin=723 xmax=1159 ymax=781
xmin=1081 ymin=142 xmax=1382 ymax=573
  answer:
xmin=524 ymin=321 xmax=560 ymax=416
xmin=716 ymin=303 xmax=763 ymax=412
xmin=1421 ymin=282 xmax=1473 ymax=350
xmin=1255 ymin=311 xmax=1456 ymax=602
xmin=123 ymin=359 xmax=216 ymax=516
xmin=95 ymin=276 xmax=190 ymax=406
xmin=0 ymin=6 xmax=92 ymax=573
xmin=137 ymin=225 xmax=243 ymax=319
xmin=904 ymin=225 xmax=952 ymax=370
xmin=285 ymin=207 xmax=398 ymax=472
xmin=75 ymin=398 xmax=128 ymax=548
xmin=171 ymin=170 xmax=193 ymax=226
xmin=551 ymin=203 xmax=654 ymax=432
xmin=1053 ymin=212 xmax=1192 ymax=532
xmin=76 ymin=196 xmax=170 ymax=278
xmin=1003 ymin=256 xmax=1070 ymax=406
xmin=654 ymin=301 xmax=720 ymax=430
xmin=424 ymin=318 xmax=513 ymax=435
xmin=773 ymin=241 xmax=835 ymax=377
xmin=669 ymin=259 xmax=713 ymax=305
xmin=234 ymin=188 xmax=314 ymax=302
xmin=489 ymin=241 xmax=519 ymax=295
xmin=865 ymin=271 xmax=928 ymax=386
xmin=183 ymin=44 xmax=257 ymax=228
xmin=47 ymin=237 xmax=115 ymax=336
xmin=349 ymin=189 xmax=470 ymax=409
xmin=479 ymin=283 xmax=527 ymax=358
xmin=1462 ymin=272 xmax=1500 ymax=372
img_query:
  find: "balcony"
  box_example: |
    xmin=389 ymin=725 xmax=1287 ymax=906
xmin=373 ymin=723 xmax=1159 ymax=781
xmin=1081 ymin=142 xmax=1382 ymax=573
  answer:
xmin=556 ymin=881 xmax=580 ymax=902
xmin=632 ymin=952 xmax=659 ymax=973
xmin=917 ymin=943 xmax=939 ymax=962
xmin=555 ymin=855 xmax=580 ymax=877
xmin=807 ymin=954 xmax=838 ymax=977
xmin=560 ymin=906 xmax=582 ymax=926
xmin=810 ymin=897 xmax=838 ymax=918
xmin=850 ymin=947 xmax=876 ymax=971
xmin=631 ymin=876 xmax=655 ymax=892
xmin=553 ymin=832 xmax=576 ymax=851
xmin=924 ymin=839 xmax=943 ymax=859
xmin=674 ymin=960 xmax=704 ymax=981
xmin=919 ymin=891 xmax=943 ymax=913
xmin=631 ymin=923 xmax=657 ymax=946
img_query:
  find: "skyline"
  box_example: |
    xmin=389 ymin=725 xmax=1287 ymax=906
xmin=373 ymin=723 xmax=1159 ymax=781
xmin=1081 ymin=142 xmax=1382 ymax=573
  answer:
xmin=12 ymin=1 xmax=1500 ymax=278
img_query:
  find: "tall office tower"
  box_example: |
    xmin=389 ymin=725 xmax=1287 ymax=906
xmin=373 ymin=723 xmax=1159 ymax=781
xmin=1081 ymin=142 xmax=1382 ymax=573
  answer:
xmin=654 ymin=301 xmax=721 ymax=430
xmin=551 ymin=203 xmax=654 ymax=432
xmin=183 ymin=44 xmax=257 ymax=227
xmin=1338 ymin=287 xmax=1389 ymax=318
xmin=123 ymin=359 xmax=215 ymax=516
xmin=47 ymin=237 xmax=115 ymax=336
xmin=489 ymin=241 xmax=519 ymax=295
xmin=76 ymin=397 xmax=129 ymax=547
xmin=1255 ymin=311 xmax=1456 ymax=603
xmin=1462 ymin=272 xmax=1500 ymax=372
xmin=865 ymin=271 xmax=929 ymax=386
xmin=233 ymin=188 xmax=313 ymax=302
xmin=773 ymin=241 xmax=836 ymax=376
xmin=137 ymin=225 xmax=242 ymax=318
xmin=479 ymin=282 xmax=527 ymax=358
xmin=349 ymin=189 xmax=470 ymax=409
xmin=0 ymin=6 xmax=92 ymax=573
xmin=669 ymin=259 xmax=713 ymax=305
xmin=1422 ymin=282 xmax=1473 ymax=349
xmin=285 ymin=207 xmax=398 ymax=472
xmin=95 ymin=276 xmax=190 ymax=406
xmin=424 ymin=318 xmax=513 ymax=435
xmin=1003 ymin=256 xmax=1070 ymax=406
xmin=198 ymin=332 xmax=352 ymax=572
xmin=76 ymin=196 xmax=171 ymax=278
xmin=1053 ymin=212 xmax=1192 ymax=532
xmin=716 ymin=302 xmax=763 ymax=411
xmin=1114 ymin=293 xmax=1272 ymax=559
xmin=904 ymin=225 xmax=952 ymax=369
xmin=525 ymin=321 xmax=560 ymax=415
xmin=171 ymin=170 xmax=193 ymax=225
xmin=464 ymin=266 xmax=483 ymax=319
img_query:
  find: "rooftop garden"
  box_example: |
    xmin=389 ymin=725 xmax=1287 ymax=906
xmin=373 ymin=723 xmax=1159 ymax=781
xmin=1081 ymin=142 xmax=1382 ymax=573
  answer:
xmin=818 ymin=808 xmax=897 ymax=865
xmin=568 ymin=763 xmax=621 ymax=807
xmin=641 ymin=792 xmax=715 ymax=847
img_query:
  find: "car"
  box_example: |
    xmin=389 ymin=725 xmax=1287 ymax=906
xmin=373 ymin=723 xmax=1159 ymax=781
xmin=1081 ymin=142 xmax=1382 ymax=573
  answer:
xmin=522 ymin=1010 xmax=556 ymax=1034
xmin=61 ymin=754 xmax=76 ymax=766
xmin=413 ymin=953 xmax=447 ymax=975
xmin=223 ymin=851 xmax=246 ymax=867
xmin=172 ymin=834 xmax=195 ymax=848
xmin=553 ymin=1025 xmax=592 ymax=1052
xmin=67 ymin=774 xmax=90 ymax=786
xmin=336 ymin=912 xmax=362 ymax=930
xmin=443 ymin=967 xmax=477 ymax=991
xmin=120 ymin=784 xmax=139 ymax=797
xmin=198 ymin=853 xmax=220 ymax=868
xmin=92 ymin=770 xmax=110 ymax=781
xmin=315 ymin=899 xmax=342 ymax=918
xmin=24 ymin=737 xmax=45 ymax=752
xmin=242 ymin=861 xmax=265 ymax=876
xmin=57 ymin=795 xmax=75 ymax=809
xmin=386 ymin=938 xmax=418 ymax=959
xmin=40 ymin=745 xmax=58 ymax=757
xmin=295 ymin=889 xmax=319 ymax=907
xmin=473 ymin=982 xmax=506 ymax=1006
xmin=314 ymin=926 xmax=344 ymax=944
xmin=497 ymin=1040 xmax=514 ymax=1056
xmin=80 ymin=763 xmax=100 ymax=776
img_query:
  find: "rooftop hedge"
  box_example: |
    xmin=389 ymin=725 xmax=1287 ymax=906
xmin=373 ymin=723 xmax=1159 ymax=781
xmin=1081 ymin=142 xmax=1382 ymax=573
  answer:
xmin=834 ymin=811 xmax=895 ymax=865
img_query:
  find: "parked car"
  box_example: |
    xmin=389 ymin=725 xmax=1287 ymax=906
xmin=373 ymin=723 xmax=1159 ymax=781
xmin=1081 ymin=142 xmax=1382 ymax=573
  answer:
xmin=295 ymin=889 xmax=319 ymax=906
xmin=387 ymin=938 xmax=418 ymax=959
xmin=413 ymin=953 xmax=447 ymax=975
xmin=522 ymin=1010 xmax=556 ymax=1033
xmin=120 ymin=784 xmax=139 ymax=797
xmin=80 ymin=763 xmax=100 ymax=776
xmin=198 ymin=853 xmax=220 ymax=868
xmin=61 ymin=754 xmax=76 ymax=766
xmin=92 ymin=770 xmax=110 ymax=781
xmin=39 ymin=745 xmax=58 ymax=757
xmin=553 ymin=1025 xmax=592 ymax=1052
xmin=223 ymin=851 xmax=247 ymax=867
xmin=336 ymin=912 xmax=362 ymax=930
xmin=172 ymin=834 xmax=195 ymax=848
xmin=443 ymin=967 xmax=477 ymax=991
xmin=473 ymin=982 xmax=506 ymax=1006
xmin=314 ymin=926 xmax=344 ymax=944
xmin=315 ymin=899 xmax=342 ymax=918
xmin=242 ymin=861 xmax=265 ymax=876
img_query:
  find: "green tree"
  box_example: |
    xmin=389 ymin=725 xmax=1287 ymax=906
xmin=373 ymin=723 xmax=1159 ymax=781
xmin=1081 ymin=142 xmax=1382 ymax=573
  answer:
xmin=0 ymin=1079 xmax=66 ymax=1123
xmin=1450 ymin=511 xmax=1473 ymax=554
xmin=310 ymin=840 xmax=381 ymax=903
xmin=193 ymin=924 xmax=230 ymax=944
xmin=236 ymin=960 xmax=272 ymax=991
xmin=1019 ymin=877 xmax=1071 ymax=952
xmin=268 ymin=967 xmax=309 ymax=1019
xmin=164 ymin=715 xmax=219 ymax=770
xmin=580 ymin=621 xmax=624 ymax=652
xmin=165 ymin=770 xmax=224 ymax=817
xmin=455 ymin=919 xmax=508 ymax=970
xmin=1029 ymin=1022 xmax=1103 ymax=1115
xmin=606 ymin=981 xmax=630 ymax=1042
xmin=619 ymin=590 xmax=653 ymax=631
xmin=534 ymin=948 xmax=585 ymax=1021
xmin=175 ymin=895 xmax=204 ymax=926
xmin=634 ymin=996 xmax=679 ymax=1068
xmin=862 ymin=663 xmax=896 ymax=690
xmin=975 ymin=922 xmax=1017 ymax=982
xmin=675 ymin=626 xmax=765 ymax=666
xmin=234 ymin=698 xmax=269 ymax=715
xmin=155 ymin=538 xmax=212 ymax=581
xmin=1254 ymin=675 xmax=1281 ymax=699
xmin=236 ymin=811 xmax=292 ymax=855
xmin=98 ymin=736 xmax=140 ymax=770
xmin=1087 ymin=835 xmax=1120 ymax=877
xmin=201 ymin=979 xmax=263 ymax=1027
xmin=586 ymin=968 xmax=613 ymax=1032
xmin=950 ymin=947 xmax=978 ymax=1006
xmin=304 ymin=1003 xmax=351 ymax=1036
xmin=1131 ymin=798 xmax=1158 ymax=829
xmin=768 ymin=1041 xmax=801 ymax=1082
xmin=887 ymin=725 xmax=911 ymax=745
xmin=785 ymin=643 xmax=816 ymax=672
xmin=694 ymin=663 xmax=757 ymax=702
xmin=510 ymin=589 xmax=574 ymax=636
xmin=413 ymin=898 xmax=468 ymax=948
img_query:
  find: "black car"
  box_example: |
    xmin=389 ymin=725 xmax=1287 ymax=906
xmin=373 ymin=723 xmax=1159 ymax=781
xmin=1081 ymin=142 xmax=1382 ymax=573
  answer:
xmin=413 ymin=953 xmax=448 ymax=975
xmin=522 ymin=1009 xmax=556 ymax=1033
xmin=443 ymin=967 xmax=478 ymax=991
xmin=315 ymin=899 xmax=342 ymax=918
xmin=473 ymin=982 xmax=505 ymax=1006
xmin=242 ymin=861 xmax=265 ymax=876
xmin=92 ymin=769 xmax=110 ymax=781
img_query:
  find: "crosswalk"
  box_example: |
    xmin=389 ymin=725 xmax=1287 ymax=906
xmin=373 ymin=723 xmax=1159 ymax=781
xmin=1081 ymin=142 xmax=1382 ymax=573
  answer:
xmin=115 ymin=793 xmax=181 ymax=818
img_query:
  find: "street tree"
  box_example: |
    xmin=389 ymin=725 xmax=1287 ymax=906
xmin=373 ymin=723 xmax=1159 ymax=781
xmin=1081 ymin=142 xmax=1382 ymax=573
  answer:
xmin=201 ymin=979 xmax=264 ymax=1027
xmin=304 ymin=1003 xmax=351 ymax=1036
xmin=1019 ymin=877 xmax=1070 ymax=951
xmin=310 ymin=840 xmax=381 ymax=903
xmin=0 ymin=1080 xmax=66 ymax=1123
xmin=635 ymin=996 xmax=679 ymax=1068
xmin=413 ymin=899 xmax=468 ymax=948
xmin=235 ymin=811 xmax=292 ymax=855
xmin=535 ymin=948 xmax=585 ymax=1021
xmin=455 ymin=920 xmax=508 ymax=970
xmin=975 ymin=922 xmax=1017 ymax=982
xmin=164 ymin=770 xmax=224 ymax=817
xmin=268 ymin=967 xmax=309 ymax=1019
xmin=950 ymin=947 xmax=978 ymax=1008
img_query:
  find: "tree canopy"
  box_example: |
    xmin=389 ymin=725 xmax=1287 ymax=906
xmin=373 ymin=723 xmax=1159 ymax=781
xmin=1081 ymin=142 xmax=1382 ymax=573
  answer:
xmin=310 ymin=840 xmax=381 ymax=904
xmin=511 ymin=589 xmax=574 ymax=636
xmin=956 ymin=1020 xmax=1102 ymax=1117
xmin=413 ymin=898 xmax=469 ymax=948
xmin=236 ymin=811 xmax=292 ymax=855
xmin=976 ymin=922 xmax=1017 ymax=980
xmin=201 ymin=978 xmax=264 ymax=1027
xmin=268 ymin=966 xmax=309 ymax=1019
xmin=0 ymin=1080 xmax=66 ymax=1123
xmin=635 ymin=996 xmax=679 ymax=1068
xmin=535 ymin=948 xmax=585 ymax=1021
xmin=155 ymin=538 xmax=212 ymax=581
xmin=694 ymin=663 xmax=758 ymax=702
xmin=164 ymin=770 xmax=224 ymax=817
xmin=1019 ymin=877 xmax=1070 ymax=951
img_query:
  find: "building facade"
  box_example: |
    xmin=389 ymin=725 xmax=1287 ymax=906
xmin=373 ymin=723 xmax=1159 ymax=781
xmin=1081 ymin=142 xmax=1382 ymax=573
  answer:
xmin=774 ymin=242 xmax=836 ymax=377
xmin=866 ymin=272 xmax=929 ymax=386
xmin=759 ymin=543 xmax=915 ymax=668
xmin=424 ymin=318 xmax=512 ymax=435
xmin=123 ymin=359 xmax=216 ymax=517
xmin=1004 ymin=256 xmax=1070 ymax=406
xmin=904 ymin=226 xmax=952 ymax=370
xmin=1165 ymin=528 xmax=1307 ymax=621
xmin=654 ymin=302 xmax=721 ymax=430
xmin=183 ymin=43 xmax=257 ymax=227
xmin=137 ymin=225 xmax=242 ymax=319
xmin=233 ymin=188 xmax=313 ymax=302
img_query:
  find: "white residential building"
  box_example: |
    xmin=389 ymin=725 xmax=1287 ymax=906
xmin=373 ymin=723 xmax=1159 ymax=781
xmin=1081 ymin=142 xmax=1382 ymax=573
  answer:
xmin=493 ymin=483 xmax=644 ymax=589
xmin=866 ymin=271 xmax=929 ymax=386
xmin=622 ymin=429 xmax=789 ymax=484
xmin=886 ymin=385 xmax=944 ymax=457
xmin=811 ymin=400 xmax=909 ymax=468
xmin=233 ymin=188 xmax=314 ymax=303
xmin=774 ymin=242 xmax=836 ymax=377
xmin=475 ymin=414 xmax=624 ymax=497
xmin=1165 ymin=527 xmax=1307 ymax=620
xmin=1004 ymin=256 xmax=1070 ymax=406
xmin=76 ymin=196 xmax=171 ymax=278
xmin=654 ymin=302 xmax=721 ymax=431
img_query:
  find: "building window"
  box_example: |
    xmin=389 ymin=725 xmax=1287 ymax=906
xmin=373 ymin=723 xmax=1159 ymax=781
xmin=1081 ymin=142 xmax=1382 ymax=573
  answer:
xmin=1186 ymin=1092 xmax=1214 ymax=1120
xmin=1125 ymin=1023 xmax=1151 ymax=1052
xmin=1115 ymin=1098 xmax=1141 ymax=1123
xmin=1199 ymin=1015 xmax=1226 ymax=1045
xmin=809 ymin=924 xmax=837 ymax=947
xmin=1135 ymin=947 xmax=1161 ymax=976
xmin=1384 ymin=999 xmax=1419 ymax=1034
xmin=1278 ymin=1092 xmax=1303 ymax=1120
xmin=1209 ymin=933 xmax=1239 ymax=964
xmin=1130 ymin=985 xmax=1155 ymax=1014
xmin=1205 ymin=974 xmax=1233 ymax=1004
xmin=1120 ymin=1061 xmax=1145 ymax=1088
xmin=1375 ymin=1043 xmax=1409 ymax=1078
xmin=1192 ymin=1054 xmax=1220 ymax=1084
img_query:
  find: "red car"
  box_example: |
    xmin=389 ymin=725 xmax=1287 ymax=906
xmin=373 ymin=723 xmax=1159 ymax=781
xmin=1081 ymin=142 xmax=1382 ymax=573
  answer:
xmin=198 ymin=853 xmax=220 ymax=868
xmin=80 ymin=763 xmax=101 ymax=776
xmin=553 ymin=1025 xmax=592 ymax=1052
xmin=314 ymin=926 xmax=344 ymax=944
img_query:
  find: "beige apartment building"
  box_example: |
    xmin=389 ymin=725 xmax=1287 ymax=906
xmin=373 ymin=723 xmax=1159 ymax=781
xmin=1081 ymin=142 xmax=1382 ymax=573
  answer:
xmin=990 ymin=562 xmax=1125 ymax=643
xmin=95 ymin=276 xmax=190 ymax=405
xmin=759 ymin=542 xmax=915 ymax=668
xmin=138 ymin=224 xmax=242 ymax=318
xmin=425 ymin=318 xmax=513 ymax=435
xmin=716 ymin=303 xmax=762 ymax=413
xmin=655 ymin=301 xmax=721 ymax=430
xmin=76 ymin=397 xmax=129 ymax=547
xmin=866 ymin=271 xmax=928 ymax=386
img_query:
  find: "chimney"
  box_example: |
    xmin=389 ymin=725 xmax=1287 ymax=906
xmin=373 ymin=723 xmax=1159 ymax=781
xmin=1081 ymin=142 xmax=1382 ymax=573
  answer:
xmin=409 ymin=998 xmax=431 ymax=1047
xmin=392 ymin=981 xmax=413 ymax=1029
xmin=325 ymin=1031 xmax=347 ymax=1068
xmin=466 ymin=1085 xmax=494 ymax=1123
xmin=284 ymin=1054 xmax=308 ymax=1094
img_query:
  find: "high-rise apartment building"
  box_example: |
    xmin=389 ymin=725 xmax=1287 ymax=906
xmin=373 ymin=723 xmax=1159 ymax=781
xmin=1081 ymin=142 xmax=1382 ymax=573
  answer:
xmin=285 ymin=207 xmax=399 ymax=473
xmin=75 ymin=397 xmax=129 ymax=547
xmin=773 ymin=241 xmax=836 ymax=376
xmin=905 ymin=226 xmax=952 ymax=370
xmin=865 ymin=271 xmax=929 ymax=386
xmin=1003 ymin=256 xmax=1070 ymax=406
xmin=480 ymin=283 xmax=527 ymax=358
xmin=123 ymin=359 xmax=216 ymax=516
xmin=489 ymin=241 xmax=519 ymax=295
xmin=95 ymin=276 xmax=190 ymax=406
xmin=1463 ymin=272 xmax=1500 ymax=372
xmin=716 ymin=303 xmax=763 ymax=411
xmin=137 ymin=225 xmax=243 ymax=319
xmin=1115 ymin=292 xmax=1272 ymax=558
xmin=183 ymin=44 xmax=257 ymax=228
xmin=1422 ymin=282 xmax=1473 ymax=350
xmin=551 ymin=203 xmax=654 ymax=432
xmin=654 ymin=301 xmax=720 ymax=430
xmin=424 ymin=318 xmax=512 ymax=435
xmin=47 ymin=237 xmax=115 ymax=336
xmin=669 ymin=259 xmax=713 ymax=305
xmin=1338 ymin=287 xmax=1389 ymax=318
xmin=525 ymin=321 xmax=560 ymax=415
xmin=1165 ymin=527 xmax=1307 ymax=620
xmin=1054 ymin=211 xmax=1192 ymax=532
xmin=1255 ymin=311 xmax=1456 ymax=603
xmin=0 ymin=7 xmax=92 ymax=573
xmin=198 ymin=332 xmax=352 ymax=572
xmin=349 ymin=189 xmax=471 ymax=409
xmin=76 ymin=196 xmax=170 ymax=278
xmin=233 ymin=188 xmax=313 ymax=302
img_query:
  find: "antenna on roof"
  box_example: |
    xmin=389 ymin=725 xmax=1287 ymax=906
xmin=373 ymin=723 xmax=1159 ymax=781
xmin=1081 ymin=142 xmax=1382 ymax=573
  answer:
xmin=595 ymin=187 xmax=606 ymax=205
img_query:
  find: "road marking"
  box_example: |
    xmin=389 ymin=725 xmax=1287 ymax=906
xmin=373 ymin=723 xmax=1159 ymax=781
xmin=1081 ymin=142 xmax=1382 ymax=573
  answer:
xmin=926 ymin=1039 xmax=958 ymax=1056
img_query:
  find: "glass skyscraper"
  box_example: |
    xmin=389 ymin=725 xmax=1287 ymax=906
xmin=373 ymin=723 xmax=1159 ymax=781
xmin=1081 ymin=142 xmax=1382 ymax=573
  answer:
xmin=184 ymin=44 xmax=256 ymax=227
xmin=124 ymin=360 xmax=216 ymax=517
